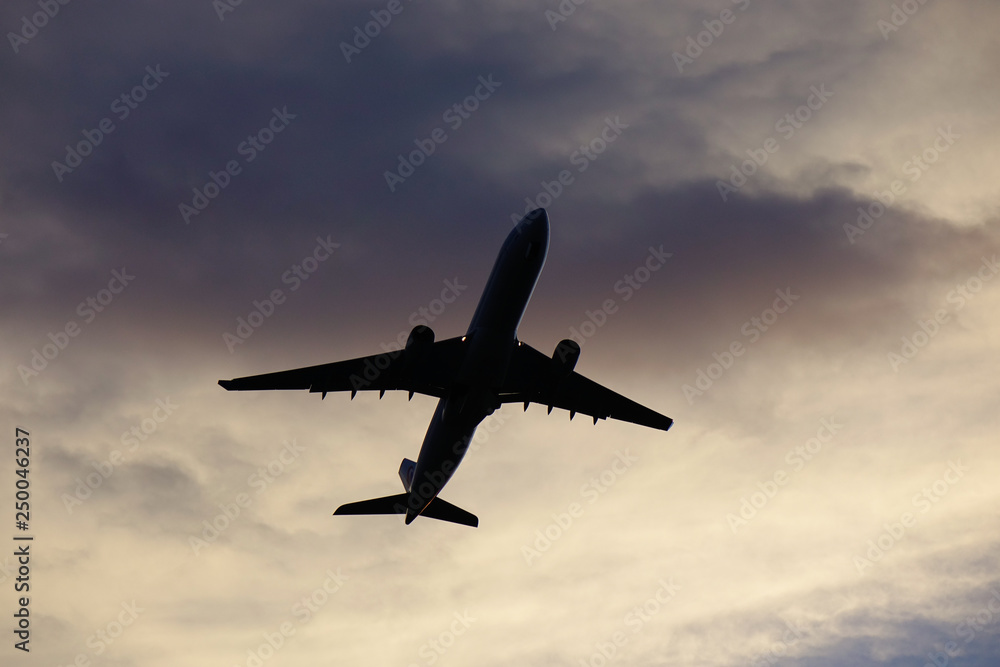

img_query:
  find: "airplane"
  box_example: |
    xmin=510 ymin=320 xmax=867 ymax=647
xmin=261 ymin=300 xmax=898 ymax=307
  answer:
xmin=219 ymin=209 xmax=672 ymax=527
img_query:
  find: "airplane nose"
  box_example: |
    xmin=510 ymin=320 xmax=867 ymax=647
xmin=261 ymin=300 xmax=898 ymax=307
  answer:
xmin=520 ymin=208 xmax=549 ymax=239
xmin=525 ymin=208 xmax=547 ymax=225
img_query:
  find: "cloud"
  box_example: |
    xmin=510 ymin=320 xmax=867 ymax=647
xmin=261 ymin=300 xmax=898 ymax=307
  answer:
xmin=2 ymin=1 xmax=999 ymax=665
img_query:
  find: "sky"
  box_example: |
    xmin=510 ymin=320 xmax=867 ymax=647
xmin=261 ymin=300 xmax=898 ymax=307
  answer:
xmin=2 ymin=0 xmax=1000 ymax=665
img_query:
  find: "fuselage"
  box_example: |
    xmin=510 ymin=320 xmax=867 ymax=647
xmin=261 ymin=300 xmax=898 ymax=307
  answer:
xmin=404 ymin=209 xmax=549 ymax=523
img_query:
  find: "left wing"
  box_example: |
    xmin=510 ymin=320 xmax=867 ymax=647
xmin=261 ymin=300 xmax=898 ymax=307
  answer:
xmin=497 ymin=342 xmax=673 ymax=432
xmin=218 ymin=335 xmax=467 ymax=399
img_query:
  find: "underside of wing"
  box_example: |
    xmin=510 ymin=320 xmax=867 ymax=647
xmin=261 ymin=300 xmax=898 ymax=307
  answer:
xmin=218 ymin=328 xmax=467 ymax=399
xmin=498 ymin=341 xmax=673 ymax=432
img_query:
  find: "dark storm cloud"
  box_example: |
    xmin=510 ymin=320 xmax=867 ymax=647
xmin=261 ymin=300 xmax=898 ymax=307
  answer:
xmin=2 ymin=2 xmax=594 ymax=329
xmin=6 ymin=0 xmax=984 ymax=355
xmin=4 ymin=1 xmax=994 ymax=358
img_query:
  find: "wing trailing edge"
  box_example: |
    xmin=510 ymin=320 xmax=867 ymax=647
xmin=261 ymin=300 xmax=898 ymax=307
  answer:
xmin=499 ymin=341 xmax=673 ymax=432
xmin=217 ymin=331 xmax=467 ymax=400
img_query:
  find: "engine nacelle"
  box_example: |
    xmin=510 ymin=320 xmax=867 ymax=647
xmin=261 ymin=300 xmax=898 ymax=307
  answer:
xmin=405 ymin=325 xmax=435 ymax=356
xmin=552 ymin=339 xmax=581 ymax=375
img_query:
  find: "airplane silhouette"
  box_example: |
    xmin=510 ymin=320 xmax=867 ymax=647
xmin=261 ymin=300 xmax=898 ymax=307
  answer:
xmin=219 ymin=209 xmax=672 ymax=527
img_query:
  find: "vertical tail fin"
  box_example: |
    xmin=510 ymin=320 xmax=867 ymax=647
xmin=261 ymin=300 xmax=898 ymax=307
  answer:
xmin=398 ymin=458 xmax=416 ymax=491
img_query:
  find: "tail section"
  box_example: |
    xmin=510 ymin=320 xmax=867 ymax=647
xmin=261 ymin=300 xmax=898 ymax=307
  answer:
xmin=399 ymin=458 xmax=416 ymax=491
xmin=333 ymin=461 xmax=478 ymax=528
xmin=421 ymin=497 xmax=479 ymax=527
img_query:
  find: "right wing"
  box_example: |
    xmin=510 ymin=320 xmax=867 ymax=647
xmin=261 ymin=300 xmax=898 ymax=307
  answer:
xmin=497 ymin=342 xmax=673 ymax=432
xmin=218 ymin=336 xmax=467 ymax=399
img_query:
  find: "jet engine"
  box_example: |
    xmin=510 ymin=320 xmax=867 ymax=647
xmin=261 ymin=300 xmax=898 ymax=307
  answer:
xmin=552 ymin=339 xmax=581 ymax=376
xmin=405 ymin=325 xmax=435 ymax=356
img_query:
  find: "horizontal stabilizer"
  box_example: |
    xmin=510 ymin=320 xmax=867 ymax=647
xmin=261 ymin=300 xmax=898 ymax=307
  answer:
xmin=422 ymin=497 xmax=479 ymax=528
xmin=333 ymin=492 xmax=478 ymax=527
xmin=333 ymin=493 xmax=408 ymax=516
